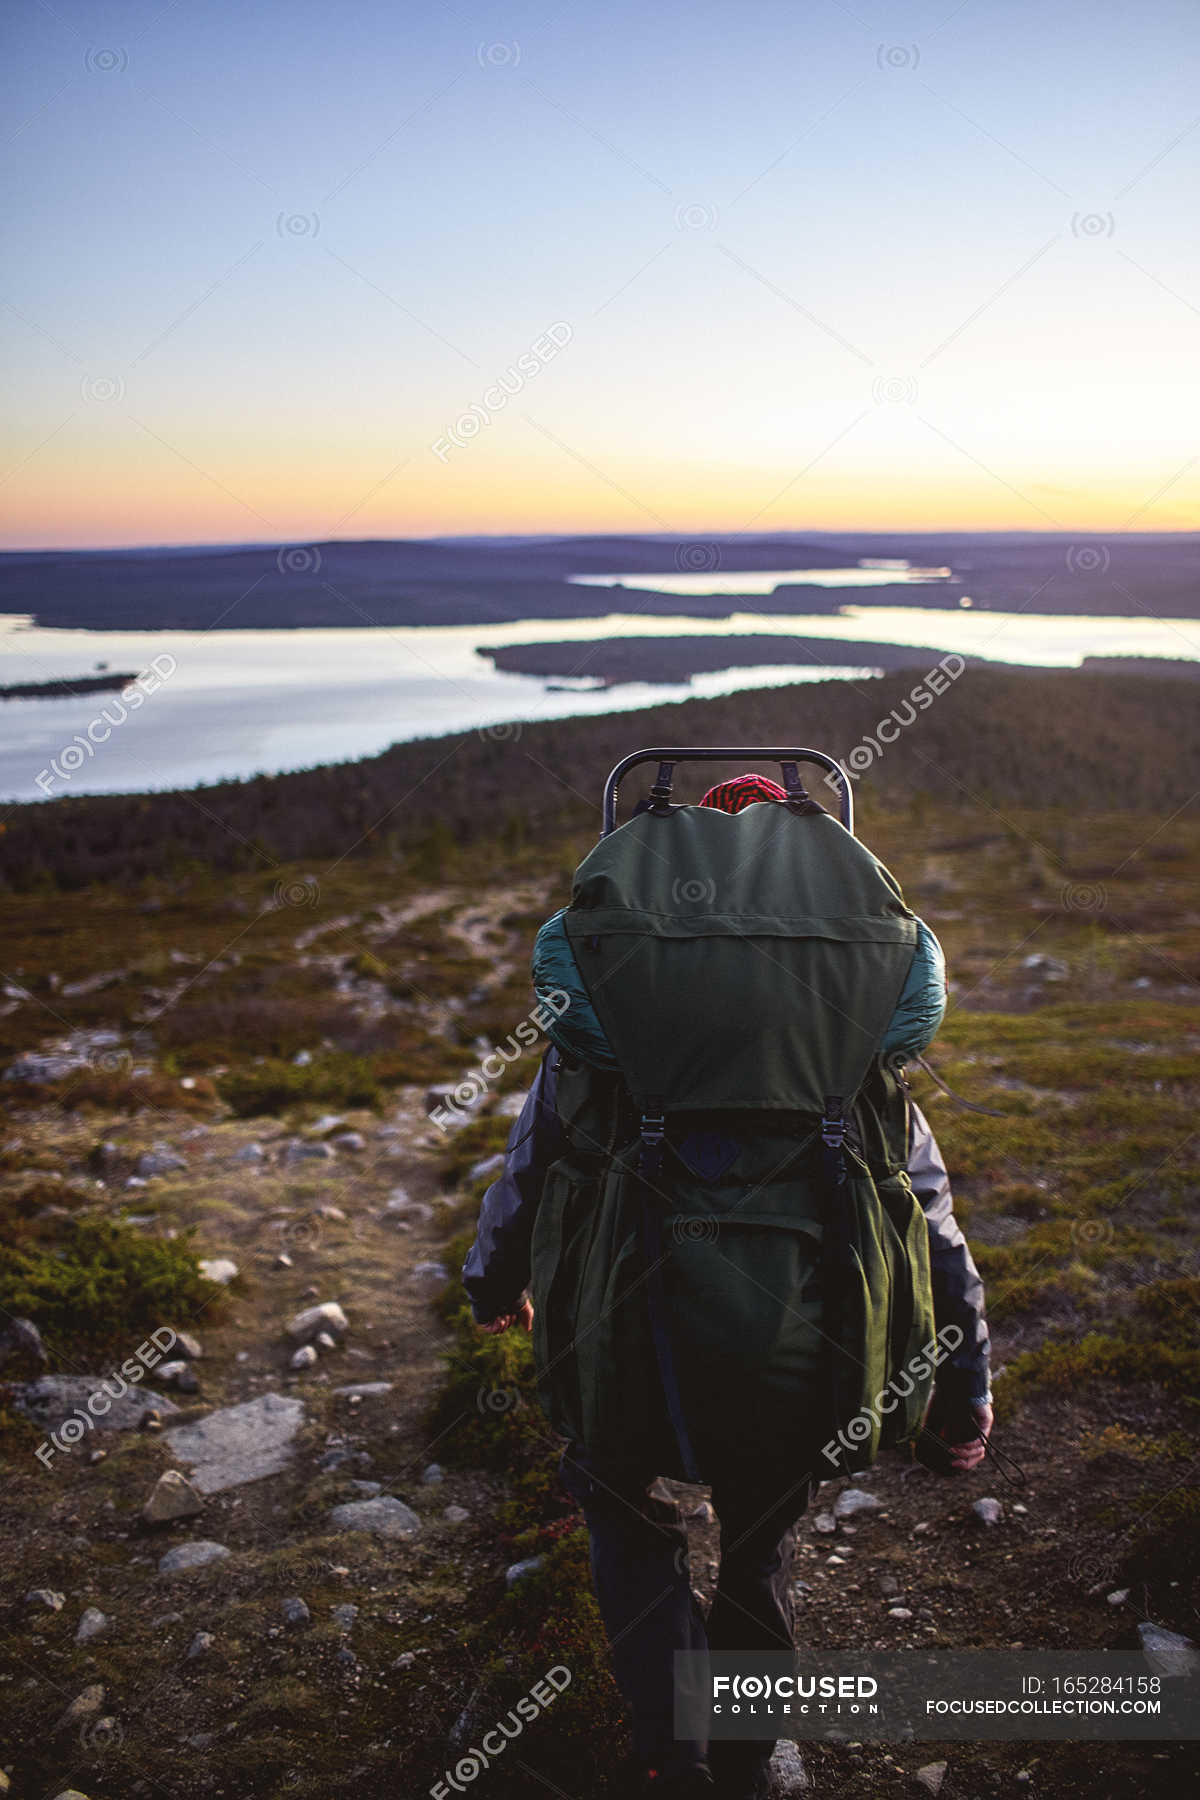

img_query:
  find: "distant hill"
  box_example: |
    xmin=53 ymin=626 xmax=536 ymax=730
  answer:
xmin=1 ymin=532 xmax=1196 ymax=629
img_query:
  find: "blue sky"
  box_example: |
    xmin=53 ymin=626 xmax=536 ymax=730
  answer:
xmin=3 ymin=0 xmax=1198 ymax=544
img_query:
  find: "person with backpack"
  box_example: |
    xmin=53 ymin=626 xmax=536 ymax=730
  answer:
xmin=462 ymin=770 xmax=992 ymax=1800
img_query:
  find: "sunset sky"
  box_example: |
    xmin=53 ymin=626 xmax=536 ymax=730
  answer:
xmin=3 ymin=0 xmax=1198 ymax=548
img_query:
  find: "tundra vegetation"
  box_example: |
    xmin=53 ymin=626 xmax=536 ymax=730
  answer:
xmin=0 ymin=667 xmax=1196 ymax=1798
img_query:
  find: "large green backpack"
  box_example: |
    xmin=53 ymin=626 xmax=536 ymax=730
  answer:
xmin=529 ymin=796 xmax=939 ymax=1483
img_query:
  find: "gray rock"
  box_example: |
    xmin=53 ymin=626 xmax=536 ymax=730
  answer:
xmin=393 ymin=1651 xmax=416 ymax=1669
xmin=331 ymin=1131 xmax=366 ymax=1152
xmin=157 ymin=1540 xmax=231 ymax=1574
xmin=328 ymin=1497 xmax=421 ymax=1539
xmin=1107 ymin=1588 xmax=1130 ymax=1605
xmin=0 ymin=1315 xmax=49 ymax=1366
xmin=173 ymin=1330 xmax=203 ymax=1360
xmin=288 ymin=1301 xmax=348 ymax=1343
xmin=833 ymin=1487 xmax=881 ymax=1519
xmin=197 ymin=1257 xmax=239 ymax=1286
xmin=332 ymin=1382 xmax=392 ymax=1398
xmin=75 ymin=1607 xmax=110 ymax=1644
xmin=16 ymin=1374 xmax=179 ymax=1434
xmin=232 ymin=1142 xmax=266 ymax=1164
xmin=282 ymin=1596 xmax=310 ymax=1625
xmin=163 ymin=1392 xmax=306 ymax=1494
xmin=142 ymin=1470 xmax=204 ymax=1524
xmin=331 ymin=1603 xmax=359 ymax=1629
xmin=915 ymin=1763 xmax=948 ymax=1796
xmin=284 ymin=1139 xmax=335 ymax=1163
xmin=888 ymin=1606 xmax=914 ymax=1620
xmin=444 ymin=1504 xmax=470 ymax=1523
xmin=1023 ymin=953 xmax=1069 ymax=981
xmin=812 ymin=1512 xmax=838 ymax=1534
xmin=422 ymin=1462 xmax=444 ymax=1485
xmin=769 ymin=1738 xmax=810 ymax=1793
xmin=290 ymin=1345 xmax=318 ymax=1371
xmin=386 ymin=1196 xmax=434 ymax=1224
xmin=411 ymin=1260 xmax=450 ymax=1284
xmin=52 ymin=1790 xmax=93 ymax=1800
xmin=6 ymin=1050 xmax=90 ymax=1083
xmin=136 ymin=1145 xmax=188 ymax=1178
xmin=1138 ymin=1622 xmax=1200 ymax=1679
xmin=292 ymin=1049 xmax=312 ymax=1065
xmin=349 ymin=1479 xmax=383 ymax=1496
xmin=187 ymin=1631 xmax=214 ymax=1658
xmin=55 ymin=1683 xmax=105 ymax=1731
xmin=469 ymin=1153 xmax=506 ymax=1183
xmin=155 ymin=1360 xmax=199 ymax=1392
xmin=972 ymin=1497 xmax=1004 ymax=1526
xmin=26 ymin=1587 xmax=65 ymax=1611
xmin=315 ymin=1330 xmax=338 ymax=1351
xmin=504 ymin=1557 xmax=544 ymax=1587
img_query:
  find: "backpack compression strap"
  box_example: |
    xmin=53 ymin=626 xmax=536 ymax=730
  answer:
xmin=636 ymin=1102 xmax=702 ymax=1485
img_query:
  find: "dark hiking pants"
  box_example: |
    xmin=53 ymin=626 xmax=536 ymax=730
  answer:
xmin=559 ymin=1441 xmax=815 ymax=1774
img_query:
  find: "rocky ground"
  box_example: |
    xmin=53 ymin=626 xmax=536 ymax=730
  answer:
xmin=1 ymin=812 xmax=1198 ymax=1799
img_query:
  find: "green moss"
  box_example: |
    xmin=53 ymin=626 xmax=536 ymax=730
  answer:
xmin=217 ymin=1052 xmax=382 ymax=1117
xmin=0 ymin=1215 xmax=220 ymax=1360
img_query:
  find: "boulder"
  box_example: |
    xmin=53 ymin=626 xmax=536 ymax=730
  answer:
xmin=328 ymin=1497 xmax=421 ymax=1539
xmin=163 ymin=1393 xmax=306 ymax=1494
xmin=16 ymin=1374 xmax=179 ymax=1434
xmin=1138 ymin=1622 xmax=1200 ymax=1679
xmin=157 ymin=1540 xmax=231 ymax=1574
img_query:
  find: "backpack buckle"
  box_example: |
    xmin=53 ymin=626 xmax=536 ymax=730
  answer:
xmin=638 ymin=1104 xmax=666 ymax=1180
xmin=820 ymin=1095 xmax=845 ymax=1150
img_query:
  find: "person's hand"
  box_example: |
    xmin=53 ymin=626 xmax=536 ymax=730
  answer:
xmin=476 ymin=1297 xmax=534 ymax=1335
xmin=947 ymin=1400 xmax=993 ymax=1472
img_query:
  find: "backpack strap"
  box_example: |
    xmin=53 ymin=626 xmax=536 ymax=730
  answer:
xmin=636 ymin=1101 xmax=702 ymax=1484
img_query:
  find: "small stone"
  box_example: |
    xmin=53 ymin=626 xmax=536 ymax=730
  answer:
xmin=331 ymin=1382 xmax=393 ymax=1398
xmin=315 ymin=1330 xmax=337 ymax=1351
xmin=290 ymin=1345 xmax=318 ymax=1371
xmin=232 ymin=1141 xmax=266 ymax=1164
xmin=915 ymin=1762 xmax=947 ymax=1795
xmin=173 ymin=1330 xmax=203 ymax=1360
xmin=769 ymin=1739 xmax=810 ymax=1794
xmin=349 ymin=1479 xmax=382 ymax=1496
xmin=136 ymin=1145 xmax=187 ymax=1177
xmin=282 ymin=1596 xmax=311 ymax=1625
xmin=443 ymin=1505 xmax=470 ymax=1523
xmin=155 ymin=1360 xmax=199 ymax=1392
xmin=288 ymin=1302 xmax=348 ymax=1343
xmin=317 ymin=1205 xmax=347 ymax=1221
xmin=813 ymin=1512 xmax=838 ymax=1534
xmin=187 ymin=1631 xmax=214 ymax=1659
xmin=142 ymin=1470 xmax=204 ymax=1525
xmin=198 ymin=1258 xmax=238 ymax=1286
xmin=89 ymin=1449 xmax=107 ymax=1464
xmin=972 ymin=1497 xmax=1003 ymax=1526
xmin=275 ymin=1252 xmax=294 ymax=1269
xmin=331 ymin=1131 xmax=366 ymax=1152
xmin=52 ymin=1791 xmax=93 ymax=1800
xmin=75 ymin=1607 xmax=110 ymax=1643
xmin=157 ymin=1540 xmax=231 ymax=1574
xmin=888 ymin=1606 xmax=914 ymax=1620
xmin=26 ymin=1588 xmax=65 ymax=1610
xmin=328 ymin=1497 xmax=421 ymax=1539
xmin=331 ymin=1603 xmax=359 ymax=1629
xmin=504 ymin=1557 xmax=544 ymax=1587
xmin=1138 ymin=1622 xmax=1200 ymax=1678
xmin=411 ymin=1260 xmax=449 ymax=1283
xmin=826 ymin=1553 xmax=847 ymax=1566
xmin=686 ymin=1499 xmax=715 ymax=1523
xmin=55 ymin=1683 xmax=105 ymax=1731
xmin=393 ymin=1651 xmax=416 ymax=1669
xmin=1012 ymin=1502 xmax=1028 ymax=1514
xmin=284 ymin=1139 xmax=334 ymax=1163
xmin=1107 ymin=1588 xmax=1130 ymax=1605
xmin=834 ymin=1487 xmax=882 ymax=1519
xmin=878 ymin=1575 xmax=901 ymax=1596
xmin=422 ymin=1463 xmax=444 ymax=1485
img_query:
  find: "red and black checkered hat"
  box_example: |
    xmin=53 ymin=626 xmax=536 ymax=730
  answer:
xmin=698 ymin=772 xmax=788 ymax=813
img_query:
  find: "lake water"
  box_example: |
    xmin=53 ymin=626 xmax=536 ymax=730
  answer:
xmin=1 ymin=605 xmax=1196 ymax=804
xmin=570 ymin=565 xmax=952 ymax=594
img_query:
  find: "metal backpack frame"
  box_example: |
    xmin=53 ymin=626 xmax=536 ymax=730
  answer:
xmin=601 ymin=745 xmax=854 ymax=836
